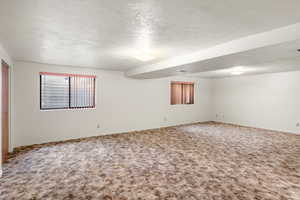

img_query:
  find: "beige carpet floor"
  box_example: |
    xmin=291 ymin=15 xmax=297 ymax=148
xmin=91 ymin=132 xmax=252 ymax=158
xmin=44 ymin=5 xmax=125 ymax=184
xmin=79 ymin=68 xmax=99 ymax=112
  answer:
xmin=1 ymin=122 xmax=300 ymax=200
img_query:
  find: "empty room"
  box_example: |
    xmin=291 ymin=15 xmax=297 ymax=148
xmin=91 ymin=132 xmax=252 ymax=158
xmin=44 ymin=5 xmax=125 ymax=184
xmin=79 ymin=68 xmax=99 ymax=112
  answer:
xmin=1 ymin=0 xmax=300 ymax=199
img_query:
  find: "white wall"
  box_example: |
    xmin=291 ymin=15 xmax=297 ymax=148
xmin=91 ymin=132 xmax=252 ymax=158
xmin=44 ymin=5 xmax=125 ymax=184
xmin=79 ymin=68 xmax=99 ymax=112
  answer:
xmin=0 ymin=42 xmax=13 ymax=176
xmin=212 ymin=71 xmax=300 ymax=134
xmin=13 ymin=61 xmax=212 ymax=147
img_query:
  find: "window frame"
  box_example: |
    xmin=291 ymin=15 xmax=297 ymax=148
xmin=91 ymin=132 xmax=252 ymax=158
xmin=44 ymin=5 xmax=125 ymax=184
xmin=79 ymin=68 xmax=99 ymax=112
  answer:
xmin=40 ymin=72 xmax=96 ymax=110
xmin=170 ymin=81 xmax=194 ymax=105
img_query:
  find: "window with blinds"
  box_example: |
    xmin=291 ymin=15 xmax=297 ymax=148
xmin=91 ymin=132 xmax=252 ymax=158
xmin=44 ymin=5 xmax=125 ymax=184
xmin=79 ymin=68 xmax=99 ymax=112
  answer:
xmin=40 ymin=72 xmax=96 ymax=110
xmin=171 ymin=82 xmax=194 ymax=105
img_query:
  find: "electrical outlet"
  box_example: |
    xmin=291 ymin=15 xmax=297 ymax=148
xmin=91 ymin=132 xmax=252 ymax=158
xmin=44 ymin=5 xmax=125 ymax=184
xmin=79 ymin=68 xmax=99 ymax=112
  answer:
xmin=97 ymin=124 xmax=100 ymax=129
xmin=296 ymin=122 xmax=300 ymax=127
xmin=163 ymin=117 xmax=168 ymax=122
xmin=216 ymin=114 xmax=218 ymax=118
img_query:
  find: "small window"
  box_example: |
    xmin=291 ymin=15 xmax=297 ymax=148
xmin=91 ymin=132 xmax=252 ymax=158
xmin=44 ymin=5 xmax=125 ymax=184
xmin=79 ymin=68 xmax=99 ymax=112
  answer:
xmin=40 ymin=72 xmax=96 ymax=110
xmin=171 ymin=82 xmax=194 ymax=105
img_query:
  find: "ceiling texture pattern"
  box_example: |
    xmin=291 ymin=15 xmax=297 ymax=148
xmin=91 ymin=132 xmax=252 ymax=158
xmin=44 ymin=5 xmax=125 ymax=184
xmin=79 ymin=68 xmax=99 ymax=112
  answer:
xmin=0 ymin=0 xmax=300 ymax=78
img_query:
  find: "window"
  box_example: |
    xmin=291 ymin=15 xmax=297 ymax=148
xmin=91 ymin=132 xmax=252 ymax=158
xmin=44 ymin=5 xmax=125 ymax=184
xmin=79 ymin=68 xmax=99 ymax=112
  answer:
xmin=40 ymin=72 xmax=96 ymax=110
xmin=171 ymin=82 xmax=194 ymax=105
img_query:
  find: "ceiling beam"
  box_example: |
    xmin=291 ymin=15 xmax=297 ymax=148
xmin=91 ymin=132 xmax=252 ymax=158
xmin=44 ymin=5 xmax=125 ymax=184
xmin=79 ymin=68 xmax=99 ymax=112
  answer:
xmin=126 ymin=23 xmax=300 ymax=78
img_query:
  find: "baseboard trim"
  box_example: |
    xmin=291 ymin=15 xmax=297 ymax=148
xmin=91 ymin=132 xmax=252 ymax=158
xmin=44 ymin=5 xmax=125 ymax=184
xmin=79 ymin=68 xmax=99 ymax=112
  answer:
xmin=11 ymin=120 xmax=298 ymax=160
xmin=211 ymin=121 xmax=300 ymax=136
xmin=10 ymin=121 xmax=213 ymax=158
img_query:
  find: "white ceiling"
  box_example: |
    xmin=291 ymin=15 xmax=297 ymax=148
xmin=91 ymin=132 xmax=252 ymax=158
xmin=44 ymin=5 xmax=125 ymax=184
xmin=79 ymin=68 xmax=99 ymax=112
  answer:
xmin=0 ymin=0 xmax=300 ymax=77
xmin=127 ymin=31 xmax=300 ymax=78
xmin=188 ymin=58 xmax=300 ymax=79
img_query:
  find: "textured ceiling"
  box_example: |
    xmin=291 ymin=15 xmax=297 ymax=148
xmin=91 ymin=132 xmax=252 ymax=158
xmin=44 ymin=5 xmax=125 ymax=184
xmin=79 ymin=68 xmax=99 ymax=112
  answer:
xmin=1 ymin=0 xmax=300 ymax=73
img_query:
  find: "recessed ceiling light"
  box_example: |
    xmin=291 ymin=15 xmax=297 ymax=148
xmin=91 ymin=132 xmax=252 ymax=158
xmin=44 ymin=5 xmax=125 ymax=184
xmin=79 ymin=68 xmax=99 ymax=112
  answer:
xmin=177 ymin=69 xmax=187 ymax=73
xmin=132 ymin=50 xmax=156 ymax=62
xmin=230 ymin=66 xmax=245 ymax=75
xmin=134 ymin=54 xmax=155 ymax=62
xmin=231 ymin=66 xmax=244 ymax=71
xmin=231 ymin=71 xmax=244 ymax=75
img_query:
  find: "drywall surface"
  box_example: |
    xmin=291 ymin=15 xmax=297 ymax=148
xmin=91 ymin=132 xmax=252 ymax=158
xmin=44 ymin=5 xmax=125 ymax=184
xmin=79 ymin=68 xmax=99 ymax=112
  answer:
xmin=13 ymin=61 xmax=212 ymax=147
xmin=212 ymin=71 xmax=300 ymax=134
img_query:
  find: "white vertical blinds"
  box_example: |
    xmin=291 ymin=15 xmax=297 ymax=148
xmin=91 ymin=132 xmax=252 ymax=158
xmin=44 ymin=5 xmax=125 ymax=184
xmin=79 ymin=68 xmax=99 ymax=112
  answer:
xmin=40 ymin=72 xmax=96 ymax=110
xmin=70 ymin=76 xmax=95 ymax=108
